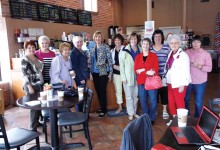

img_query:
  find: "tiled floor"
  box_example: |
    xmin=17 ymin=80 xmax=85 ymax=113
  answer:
xmin=3 ymin=73 xmax=219 ymax=150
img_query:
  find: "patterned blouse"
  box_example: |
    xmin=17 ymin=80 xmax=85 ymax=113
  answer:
xmin=88 ymin=43 xmax=113 ymax=76
xmin=21 ymin=55 xmax=44 ymax=91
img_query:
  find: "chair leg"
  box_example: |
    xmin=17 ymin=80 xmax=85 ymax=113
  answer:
xmin=43 ymin=117 xmax=48 ymax=143
xmin=83 ymin=124 xmax=88 ymax=139
xmin=59 ymin=126 xmax=63 ymax=145
xmin=85 ymin=126 xmax=92 ymax=150
xmin=69 ymin=125 xmax=72 ymax=138
xmin=17 ymin=147 xmax=20 ymax=150
xmin=36 ymin=137 xmax=40 ymax=150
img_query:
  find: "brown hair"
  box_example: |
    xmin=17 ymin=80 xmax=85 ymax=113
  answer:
xmin=23 ymin=40 xmax=36 ymax=49
xmin=59 ymin=42 xmax=71 ymax=53
xmin=128 ymin=32 xmax=141 ymax=44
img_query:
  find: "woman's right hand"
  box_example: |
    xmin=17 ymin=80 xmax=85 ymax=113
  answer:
xmin=28 ymin=86 xmax=35 ymax=94
xmin=123 ymin=80 xmax=127 ymax=84
xmin=61 ymin=80 xmax=67 ymax=85
xmin=90 ymin=74 xmax=93 ymax=80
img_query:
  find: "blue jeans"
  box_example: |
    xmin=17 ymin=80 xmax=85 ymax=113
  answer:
xmin=138 ymin=84 xmax=158 ymax=121
xmin=184 ymin=82 xmax=207 ymax=118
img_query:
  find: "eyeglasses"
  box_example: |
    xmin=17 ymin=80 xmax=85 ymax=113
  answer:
xmin=170 ymin=42 xmax=179 ymax=45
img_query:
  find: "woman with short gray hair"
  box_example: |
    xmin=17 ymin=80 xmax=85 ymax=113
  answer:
xmin=165 ymin=34 xmax=191 ymax=125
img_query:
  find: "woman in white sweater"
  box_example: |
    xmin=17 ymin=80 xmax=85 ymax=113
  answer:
xmin=165 ymin=34 xmax=191 ymax=125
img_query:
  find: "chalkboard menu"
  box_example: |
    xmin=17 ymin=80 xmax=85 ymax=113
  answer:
xmin=77 ymin=10 xmax=92 ymax=26
xmin=9 ymin=0 xmax=38 ymax=20
xmin=60 ymin=7 xmax=78 ymax=25
xmin=38 ymin=3 xmax=60 ymax=23
xmin=9 ymin=1 xmax=92 ymax=26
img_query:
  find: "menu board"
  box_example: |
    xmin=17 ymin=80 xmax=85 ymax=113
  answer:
xmin=60 ymin=7 xmax=78 ymax=25
xmin=77 ymin=10 xmax=92 ymax=26
xmin=9 ymin=0 xmax=38 ymax=20
xmin=38 ymin=3 xmax=60 ymax=23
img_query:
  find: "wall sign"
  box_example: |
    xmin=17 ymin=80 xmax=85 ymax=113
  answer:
xmin=8 ymin=0 xmax=92 ymax=26
xmin=60 ymin=7 xmax=78 ymax=25
xmin=9 ymin=0 xmax=38 ymax=20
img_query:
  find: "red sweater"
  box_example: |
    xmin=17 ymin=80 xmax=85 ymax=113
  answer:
xmin=134 ymin=52 xmax=159 ymax=85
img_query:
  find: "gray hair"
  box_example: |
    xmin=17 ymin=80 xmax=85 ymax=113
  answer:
xmin=167 ymin=34 xmax=182 ymax=45
xmin=72 ymin=36 xmax=83 ymax=45
xmin=38 ymin=35 xmax=50 ymax=44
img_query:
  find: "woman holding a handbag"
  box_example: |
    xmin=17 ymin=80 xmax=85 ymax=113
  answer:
xmin=165 ymin=34 xmax=191 ymax=125
xmin=134 ymin=38 xmax=159 ymax=125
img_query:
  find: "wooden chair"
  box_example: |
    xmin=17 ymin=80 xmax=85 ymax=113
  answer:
xmin=0 ymin=114 xmax=40 ymax=150
xmin=57 ymin=88 xmax=93 ymax=150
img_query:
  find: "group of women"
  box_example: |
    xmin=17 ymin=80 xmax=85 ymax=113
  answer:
xmin=21 ymin=29 xmax=212 ymax=130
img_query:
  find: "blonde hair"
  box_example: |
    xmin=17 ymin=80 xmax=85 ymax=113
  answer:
xmin=93 ymin=30 xmax=102 ymax=41
xmin=59 ymin=42 xmax=71 ymax=53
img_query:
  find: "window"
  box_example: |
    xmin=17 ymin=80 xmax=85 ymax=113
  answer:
xmin=84 ymin=0 xmax=98 ymax=12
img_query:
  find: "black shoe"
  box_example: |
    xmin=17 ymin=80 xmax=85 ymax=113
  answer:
xmin=98 ymin=113 xmax=106 ymax=118
xmin=151 ymin=121 xmax=155 ymax=125
xmin=96 ymin=109 xmax=102 ymax=113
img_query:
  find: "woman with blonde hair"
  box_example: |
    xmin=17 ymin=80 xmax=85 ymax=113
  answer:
xmin=88 ymin=30 xmax=113 ymax=118
xmin=50 ymin=42 xmax=74 ymax=88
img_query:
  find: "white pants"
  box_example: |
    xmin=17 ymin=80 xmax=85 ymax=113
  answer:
xmin=113 ymin=74 xmax=123 ymax=104
xmin=123 ymin=82 xmax=138 ymax=116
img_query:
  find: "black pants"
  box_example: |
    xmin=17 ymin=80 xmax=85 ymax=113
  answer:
xmin=157 ymin=86 xmax=168 ymax=105
xmin=92 ymin=73 xmax=108 ymax=113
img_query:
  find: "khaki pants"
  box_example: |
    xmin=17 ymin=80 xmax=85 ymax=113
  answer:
xmin=113 ymin=74 xmax=123 ymax=104
xmin=0 ymin=89 xmax=4 ymax=115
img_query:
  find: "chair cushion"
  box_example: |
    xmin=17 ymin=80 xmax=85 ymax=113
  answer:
xmin=0 ymin=128 xmax=39 ymax=148
xmin=58 ymin=112 xmax=86 ymax=126
xmin=41 ymin=108 xmax=71 ymax=117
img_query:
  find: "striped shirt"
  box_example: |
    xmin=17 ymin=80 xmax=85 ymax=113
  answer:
xmin=150 ymin=44 xmax=170 ymax=76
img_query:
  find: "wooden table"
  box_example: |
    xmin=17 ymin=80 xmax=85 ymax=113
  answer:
xmin=16 ymin=92 xmax=85 ymax=150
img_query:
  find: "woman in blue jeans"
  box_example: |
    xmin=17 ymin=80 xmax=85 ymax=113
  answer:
xmin=185 ymin=35 xmax=212 ymax=118
xmin=134 ymin=38 xmax=159 ymax=125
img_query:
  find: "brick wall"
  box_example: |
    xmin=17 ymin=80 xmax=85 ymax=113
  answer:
xmin=1 ymin=0 xmax=113 ymax=27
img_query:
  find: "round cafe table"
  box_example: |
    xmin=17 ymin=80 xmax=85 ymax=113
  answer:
xmin=16 ymin=92 xmax=85 ymax=150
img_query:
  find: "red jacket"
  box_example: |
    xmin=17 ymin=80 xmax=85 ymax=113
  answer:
xmin=134 ymin=52 xmax=159 ymax=85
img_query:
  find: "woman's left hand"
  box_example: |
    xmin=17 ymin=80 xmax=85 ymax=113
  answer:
xmin=178 ymin=86 xmax=184 ymax=93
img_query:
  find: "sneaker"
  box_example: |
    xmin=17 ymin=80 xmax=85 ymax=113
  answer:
xmin=166 ymin=120 xmax=172 ymax=126
xmin=134 ymin=114 xmax=140 ymax=119
xmin=162 ymin=112 xmax=169 ymax=120
xmin=128 ymin=115 xmax=133 ymax=121
xmin=98 ymin=113 xmax=106 ymax=118
xmin=96 ymin=109 xmax=102 ymax=113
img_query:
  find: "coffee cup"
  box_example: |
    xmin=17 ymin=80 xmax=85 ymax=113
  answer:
xmin=57 ymin=91 xmax=64 ymax=101
xmin=78 ymin=85 xmax=84 ymax=100
xmin=40 ymin=91 xmax=47 ymax=100
xmin=177 ymin=108 xmax=188 ymax=127
xmin=69 ymin=70 xmax=75 ymax=79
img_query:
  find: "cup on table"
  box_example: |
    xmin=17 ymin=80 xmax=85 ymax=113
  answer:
xmin=57 ymin=90 xmax=64 ymax=101
xmin=78 ymin=85 xmax=84 ymax=100
xmin=40 ymin=91 xmax=47 ymax=100
xmin=177 ymin=108 xmax=188 ymax=127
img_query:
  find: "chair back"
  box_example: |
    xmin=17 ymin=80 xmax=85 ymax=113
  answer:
xmin=0 ymin=114 xmax=10 ymax=149
xmin=0 ymin=89 xmax=4 ymax=115
xmin=209 ymin=98 xmax=220 ymax=113
xmin=120 ymin=114 xmax=154 ymax=150
xmin=83 ymin=88 xmax=93 ymax=120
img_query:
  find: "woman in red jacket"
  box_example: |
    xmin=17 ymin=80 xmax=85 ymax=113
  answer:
xmin=134 ymin=38 xmax=159 ymax=125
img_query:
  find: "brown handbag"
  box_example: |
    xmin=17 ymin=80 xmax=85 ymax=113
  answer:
xmin=144 ymin=75 xmax=162 ymax=90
